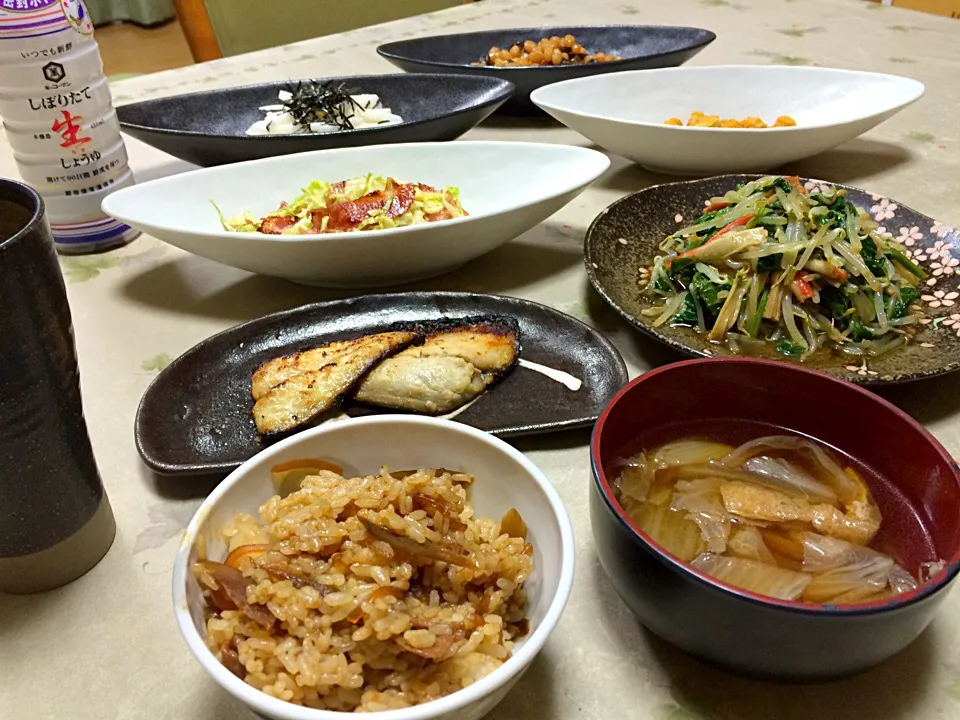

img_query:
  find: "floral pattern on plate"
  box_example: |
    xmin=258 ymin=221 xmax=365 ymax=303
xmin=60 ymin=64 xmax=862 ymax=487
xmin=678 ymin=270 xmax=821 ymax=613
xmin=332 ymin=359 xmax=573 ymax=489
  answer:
xmin=585 ymin=174 xmax=960 ymax=385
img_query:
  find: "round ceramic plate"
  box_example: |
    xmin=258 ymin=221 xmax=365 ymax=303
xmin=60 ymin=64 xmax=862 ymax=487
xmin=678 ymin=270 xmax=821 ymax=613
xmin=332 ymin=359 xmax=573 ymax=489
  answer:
xmin=585 ymin=174 xmax=960 ymax=385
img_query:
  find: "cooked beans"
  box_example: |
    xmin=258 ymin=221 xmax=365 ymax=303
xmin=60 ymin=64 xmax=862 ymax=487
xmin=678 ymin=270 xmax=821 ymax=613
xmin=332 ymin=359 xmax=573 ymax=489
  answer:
xmin=664 ymin=111 xmax=798 ymax=128
xmin=475 ymin=35 xmax=621 ymax=67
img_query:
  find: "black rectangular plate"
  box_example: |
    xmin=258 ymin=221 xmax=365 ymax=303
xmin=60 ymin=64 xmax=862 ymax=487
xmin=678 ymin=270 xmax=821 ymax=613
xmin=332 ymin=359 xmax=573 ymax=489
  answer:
xmin=135 ymin=292 xmax=629 ymax=476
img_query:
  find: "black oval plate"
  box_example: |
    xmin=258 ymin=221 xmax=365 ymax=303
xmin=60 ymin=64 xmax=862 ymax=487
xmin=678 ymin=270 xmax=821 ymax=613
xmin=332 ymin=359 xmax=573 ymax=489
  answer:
xmin=376 ymin=25 xmax=715 ymax=115
xmin=585 ymin=174 xmax=960 ymax=386
xmin=116 ymin=74 xmax=514 ymax=167
xmin=136 ymin=292 xmax=628 ymax=476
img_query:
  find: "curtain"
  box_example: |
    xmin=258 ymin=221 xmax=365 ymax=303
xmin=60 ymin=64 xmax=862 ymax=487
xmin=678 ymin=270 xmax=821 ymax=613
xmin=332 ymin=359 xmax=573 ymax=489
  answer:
xmin=87 ymin=0 xmax=176 ymax=26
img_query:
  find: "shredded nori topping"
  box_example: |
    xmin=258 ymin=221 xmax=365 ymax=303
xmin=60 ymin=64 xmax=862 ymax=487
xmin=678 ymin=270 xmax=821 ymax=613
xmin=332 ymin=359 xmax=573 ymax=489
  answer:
xmin=282 ymin=80 xmax=364 ymax=131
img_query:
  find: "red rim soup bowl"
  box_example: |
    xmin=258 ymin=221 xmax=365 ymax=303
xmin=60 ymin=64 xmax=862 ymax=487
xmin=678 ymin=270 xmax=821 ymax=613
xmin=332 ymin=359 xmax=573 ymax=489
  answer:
xmin=589 ymin=358 xmax=960 ymax=681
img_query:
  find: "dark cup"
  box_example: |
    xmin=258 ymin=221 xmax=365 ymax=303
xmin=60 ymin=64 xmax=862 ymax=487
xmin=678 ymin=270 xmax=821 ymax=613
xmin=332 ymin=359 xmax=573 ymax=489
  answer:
xmin=0 ymin=178 xmax=115 ymax=594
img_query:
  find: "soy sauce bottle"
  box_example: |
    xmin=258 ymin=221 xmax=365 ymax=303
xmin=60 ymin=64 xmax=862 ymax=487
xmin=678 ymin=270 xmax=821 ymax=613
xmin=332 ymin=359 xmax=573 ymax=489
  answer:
xmin=0 ymin=0 xmax=138 ymax=253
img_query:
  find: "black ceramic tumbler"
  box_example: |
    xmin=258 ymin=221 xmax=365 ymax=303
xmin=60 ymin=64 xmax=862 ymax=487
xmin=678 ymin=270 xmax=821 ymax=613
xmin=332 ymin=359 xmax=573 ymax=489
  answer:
xmin=0 ymin=178 xmax=115 ymax=594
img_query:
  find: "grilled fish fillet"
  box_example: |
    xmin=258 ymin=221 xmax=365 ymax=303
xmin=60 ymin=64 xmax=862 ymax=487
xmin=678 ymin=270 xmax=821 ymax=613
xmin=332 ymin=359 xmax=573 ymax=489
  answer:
xmin=251 ymin=337 xmax=381 ymax=401
xmin=353 ymin=320 xmax=519 ymax=414
xmin=352 ymin=355 xmax=487 ymax=414
xmin=252 ymin=331 xmax=415 ymax=434
xmin=407 ymin=320 xmax=519 ymax=372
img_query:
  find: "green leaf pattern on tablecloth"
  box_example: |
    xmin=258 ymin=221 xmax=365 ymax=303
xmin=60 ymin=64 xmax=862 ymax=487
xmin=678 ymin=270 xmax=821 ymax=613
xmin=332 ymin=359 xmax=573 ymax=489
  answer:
xmin=140 ymin=353 xmax=173 ymax=373
xmin=946 ymin=676 xmax=960 ymax=702
xmin=60 ymin=245 xmax=168 ymax=283
xmin=775 ymin=26 xmax=824 ymax=38
xmin=652 ymin=704 xmax=707 ymax=720
xmin=906 ymin=131 xmax=938 ymax=144
xmin=133 ymin=501 xmax=203 ymax=554
xmin=561 ymin=300 xmax=590 ymax=322
xmin=60 ymin=255 xmax=122 ymax=283
xmin=699 ymin=0 xmax=748 ymax=8
xmin=748 ymin=49 xmax=812 ymax=65
xmin=890 ymin=57 xmax=917 ymax=64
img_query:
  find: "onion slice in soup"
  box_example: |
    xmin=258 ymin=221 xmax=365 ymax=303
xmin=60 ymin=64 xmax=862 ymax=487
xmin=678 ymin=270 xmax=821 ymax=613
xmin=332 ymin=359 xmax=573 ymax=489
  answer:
xmin=726 ymin=526 xmax=777 ymax=565
xmin=719 ymin=436 xmax=862 ymax=506
xmin=670 ymin=478 xmax=730 ymax=554
xmin=888 ymin=564 xmax=919 ymax=595
xmin=613 ymin=454 xmax=654 ymax=504
xmin=742 ymin=455 xmax=838 ymax=505
xmin=802 ymin=553 xmax=894 ymax=603
xmin=799 ymin=531 xmax=916 ymax=603
xmin=801 ymin=532 xmax=882 ymax=572
xmin=692 ymin=553 xmax=811 ymax=600
xmin=635 ymin=502 xmax=706 ymax=563
xmin=650 ymin=440 xmax=734 ymax=470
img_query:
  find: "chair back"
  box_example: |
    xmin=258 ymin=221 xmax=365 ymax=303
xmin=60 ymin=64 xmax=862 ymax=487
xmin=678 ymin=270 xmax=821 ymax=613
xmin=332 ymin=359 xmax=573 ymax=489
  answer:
xmin=174 ymin=0 xmax=469 ymax=61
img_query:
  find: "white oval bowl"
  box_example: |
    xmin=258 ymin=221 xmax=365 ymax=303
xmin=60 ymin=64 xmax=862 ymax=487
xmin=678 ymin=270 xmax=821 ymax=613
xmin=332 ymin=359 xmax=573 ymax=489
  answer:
xmin=102 ymin=141 xmax=610 ymax=287
xmin=530 ymin=66 xmax=924 ymax=175
xmin=172 ymin=415 xmax=576 ymax=720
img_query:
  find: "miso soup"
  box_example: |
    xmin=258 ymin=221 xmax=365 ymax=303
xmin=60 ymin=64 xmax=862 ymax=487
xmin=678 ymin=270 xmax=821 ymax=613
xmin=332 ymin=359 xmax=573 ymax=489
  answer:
xmin=610 ymin=423 xmax=945 ymax=604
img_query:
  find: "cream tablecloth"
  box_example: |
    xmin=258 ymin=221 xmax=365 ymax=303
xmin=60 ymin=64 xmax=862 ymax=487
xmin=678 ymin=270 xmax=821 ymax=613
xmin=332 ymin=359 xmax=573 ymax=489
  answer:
xmin=3 ymin=0 xmax=960 ymax=718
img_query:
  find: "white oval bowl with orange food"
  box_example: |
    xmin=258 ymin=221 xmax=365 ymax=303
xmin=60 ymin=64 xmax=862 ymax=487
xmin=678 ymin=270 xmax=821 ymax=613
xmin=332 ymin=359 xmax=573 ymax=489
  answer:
xmin=101 ymin=140 xmax=610 ymax=287
xmin=172 ymin=415 xmax=575 ymax=720
xmin=530 ymin=66 xmax=924 ymax=175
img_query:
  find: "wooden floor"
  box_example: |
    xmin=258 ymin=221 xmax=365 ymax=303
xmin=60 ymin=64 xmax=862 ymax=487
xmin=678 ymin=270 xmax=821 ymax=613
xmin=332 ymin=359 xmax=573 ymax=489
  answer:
xmin=97 ymin=19 xmax=195 ymax=78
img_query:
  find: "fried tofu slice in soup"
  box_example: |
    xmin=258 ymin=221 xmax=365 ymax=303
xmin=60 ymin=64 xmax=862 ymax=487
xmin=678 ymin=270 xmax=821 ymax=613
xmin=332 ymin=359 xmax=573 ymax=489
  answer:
xmin=353 ymin=320 xmax=519 ymax=414
xmin=251 ymin=331 xmax=416 ymax=434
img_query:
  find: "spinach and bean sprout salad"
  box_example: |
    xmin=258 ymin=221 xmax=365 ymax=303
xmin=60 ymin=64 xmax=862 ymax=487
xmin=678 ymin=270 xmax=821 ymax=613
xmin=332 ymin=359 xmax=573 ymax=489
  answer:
xmin=643 ymin=176 xmax=927 ymax=360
